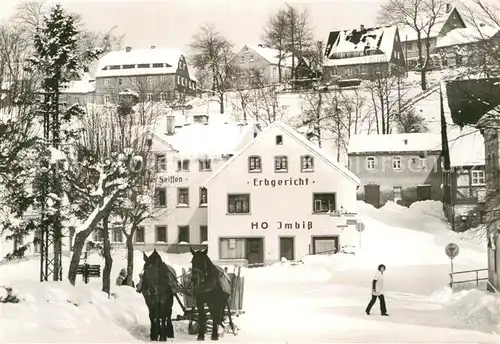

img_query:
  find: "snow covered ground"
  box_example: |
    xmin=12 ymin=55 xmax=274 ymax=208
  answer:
xmin=1 ymin=200 xmax=499 ymax=343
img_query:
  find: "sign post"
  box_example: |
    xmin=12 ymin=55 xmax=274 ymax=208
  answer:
xmin=445 ymin=243 xmax=460 ymax=287
xmin=356 ymin=222 xmax=365 ymax=248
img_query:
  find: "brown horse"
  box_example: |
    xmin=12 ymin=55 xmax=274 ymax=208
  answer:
xmin=139 ymin=249 xmax=177 ymax=341
xmin=190 ymin=247 xmax=236 ymax=341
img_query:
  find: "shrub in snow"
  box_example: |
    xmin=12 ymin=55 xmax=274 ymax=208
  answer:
xmin=0 ymin=286 xmax=20 ymax=303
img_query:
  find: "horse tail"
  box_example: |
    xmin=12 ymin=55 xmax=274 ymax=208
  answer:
xmin=225 ymin=299 xmax=236 ymax=335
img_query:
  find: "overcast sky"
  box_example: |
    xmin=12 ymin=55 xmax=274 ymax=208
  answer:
xmin=0 ymin=0 xmax=492 ymax=54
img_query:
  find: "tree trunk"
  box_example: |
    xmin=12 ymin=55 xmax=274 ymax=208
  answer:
xmin=417 ymin=34 xmax=427 ymax=90
xmin=125 ymin=233 xmax=135 ymax=286
xmin=102 ymin=214 xmax=112 ymax=295
xmin=219 ymin=92 xmax=224 ymax=114
xmin=68 ymin=230 xmax=91 ymax=285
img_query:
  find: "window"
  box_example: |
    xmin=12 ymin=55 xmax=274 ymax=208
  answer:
xmin=275 ymin=156 xmax=288 ymax=172
xmin=471 ymin=170 xmax=486 ymax=185
xmin=104 ymin=79 xmax=110 ymax=87
xmin=112 ymin=228 xmax=123 ymax=243
xmin=220 ymin=238 xmax=246 ymax=259
xmin=178 ymin=226 xmax=190 ymax=243
xmin=135 ymin=226 xmax=145 ymax=243
xmin=155 ymin=226 xmax=167 ymax=243
xmin=393 ymin=186 xmax=402 ymax=201
xmin=147 ymin=76 xmax=153 ymax=85
xmin=104 ymin=95 xmax=111 ymax=104
xmin=34 ymin=229 xmax=42 ymax=253
xmin=199 ymin=187 xmax=208 ymax=206
xmin=118 ymin=78 xmax=123 ymax=85
xmin=177 ymin=159 xmax=189 ymax=171
xmin=93 ymin=229 xmax=103 ymax=242
xmin=132 ymin=77 xmax=137 ymax=84
xmin=366 ymin=157 xmax=376 ymax=170
xmin=200 ymin=226 xmax=208 ymax=243
xmin=176 ymin=75 xmax=180 ymax=84
xmin=156 ymin=154 xmax=166 ymax=171
xmin=301 ymin=155 xmax=314 ymax=172
xmin=199 ymin=159 xmax=211 ymax=171
xmin=392 ymin=156 xmax=402 ymax=170
xmin=228 ymin=194 xmax=250 ymax=214
xmin=276 ymin=135 xmax=283 ymax=145
xmin=177 ymin=187 xmax=189 ymax=206
xmin=160 ymin=75 xmax=167 ymax=82
xmin=13 ymin=235 xmax=24 ymax=251
xmin=155 ymin=187 xmax=167 ymax=207
xmin=419 ymin=158 xmax=428 ymax=171
xmin=250 ymin=54 xmax=254 ymax=61
xmin=240 ymin=55 xmax=245 ymax=63
xmin=313 ymin=193 xmax=336 ymax=213
xmin=161 ymin=93 xmax=167 ymax=101
xmin=248 ymin=156 xmax=262 ymax=172
xmin=147 ymin=93 xmax=153 ymax=101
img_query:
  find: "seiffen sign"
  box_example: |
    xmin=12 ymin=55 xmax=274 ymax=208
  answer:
xmin=158 ymin=176 xmax=184 ymax=184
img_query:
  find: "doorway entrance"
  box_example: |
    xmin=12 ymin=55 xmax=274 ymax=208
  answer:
xmin=246 ymin=238 xmax=264 ymax=266
xmin=279 ymin=237 xmax=295 ymax=261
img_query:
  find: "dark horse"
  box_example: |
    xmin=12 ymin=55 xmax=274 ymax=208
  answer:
xmin=190 ymin=247 xmax=236 ymax=341
xmin=140 ymin=249 xmax=177 ymax=341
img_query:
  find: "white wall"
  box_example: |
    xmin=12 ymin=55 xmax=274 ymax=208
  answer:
xmin=205 ymin=124 xmax=359 ymax=263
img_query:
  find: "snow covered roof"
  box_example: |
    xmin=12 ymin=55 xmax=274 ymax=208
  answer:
xmin=435 ymin=26 xmax=499 ymax=48
xmin=348 ymin=133 xmax=443 ymax=154
xmin=240 ymin=45 xmax=295 ymax=67
xmin=398 ymin=7 xmax=465 ymax=42
xmin=61 ymin=73 xmax=96 ymax=94
xmin=95 ymin=47 xmax=185 ymax=78
xmin=324 ymin=25 xmax=397 ymax=66
xmin=447 ymin=126 xmax=485 ymax=167
xmin=203 ymin=121 xmax=361 ymax=187
xmin=155 ymin=121 xmax=255 ymax=158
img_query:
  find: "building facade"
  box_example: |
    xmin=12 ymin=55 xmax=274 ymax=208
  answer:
xmin=203 ymin=122 xmax=361 ymax=266
xmin=399 ymin=5 xmax=466 ymax=69
xmin=443 ymin=127 xmax=486 ymax=231
xmin=348 ymin=133 xmax=443 ymax=208
xmin=230 ymin=45 xmax=293 ymax=86
xmin=322 ymin=25 xmax=406 ymax=83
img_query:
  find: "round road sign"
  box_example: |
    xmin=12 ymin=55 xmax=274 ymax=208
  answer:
xmin=445 ymin=243 xmax=460 ymax=259
xmin=356 ymin=222 xmax=365 ymax=232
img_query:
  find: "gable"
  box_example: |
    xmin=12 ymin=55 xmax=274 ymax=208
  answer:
xmin=203 ymin=122 xmax=360 ymax=187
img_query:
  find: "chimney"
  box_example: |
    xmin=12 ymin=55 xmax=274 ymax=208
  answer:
xmin=446 ymin=3 xmax=451 ymax=13
xmin=360 ymin=24 xmax=365 ymax=31
xmin=151 ymin=45 xmax=156 ymax=49
xmin=125 ymin=46 xmax=132 ymax=52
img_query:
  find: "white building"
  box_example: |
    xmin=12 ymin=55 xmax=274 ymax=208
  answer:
xmin=202 ymin=121 xmax=361 ymax=266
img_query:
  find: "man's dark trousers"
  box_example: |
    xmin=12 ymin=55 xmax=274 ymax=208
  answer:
xmin=366 ymin=294 xmax=387 ymax=314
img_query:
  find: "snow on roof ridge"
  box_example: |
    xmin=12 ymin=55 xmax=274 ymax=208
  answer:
xmin=348 ymin=132 xmax=443 ymax=154
xmin=203 ymin=121 xmax=361 ymax=188
xmin=436 ymin=26 xmax=499 ymax=48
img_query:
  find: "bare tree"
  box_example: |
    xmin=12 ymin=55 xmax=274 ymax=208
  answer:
xmin=189 ymin=24 xmax=236 ymax=114
xmin=396 ymin=106 xmax=429 ymax=132
xmin=262 ymin=9 xmax=289 ymax=83
xmin=378 ymin=0 xmax=448 ymax=90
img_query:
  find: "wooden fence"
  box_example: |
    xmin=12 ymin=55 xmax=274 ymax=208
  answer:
xmin=449 ymin=268 xmax=488 ymax=289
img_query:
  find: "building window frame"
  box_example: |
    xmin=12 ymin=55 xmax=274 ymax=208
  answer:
xmin=177 ymin=187 xmax=189 ymax=206
xmin=112 ymin=228 xmax=123 ymax=243
xmin=366 ymin=156 xmax=376 ymax=170
xmin=276 ymin=135 xmax=283 ymax=145
xmin=199 ymin=158 xmax=211 ymax=171
xmin=227 ymin=194 xmax=250 ymax=214
xmin=274 ymin=156 xmax=288 ymax=173
xmin=393 ymin=186 xmax=402 ymax=201
xmin=313 ymin=193 xmax=336 ymax=213
xmin=199 ymin=225 xmax=208 ymax=243
xmin=156 ymin=154 xmax=166 ymax=171
xmin=176 ymin=159 xmax=189 ymax=172
xmin=392 ymin=156 xmax=402 ymax=170
xmin=248 ymin=155 xmax=262 ymax=172
xmin=199 ymin=187 xmax=208 ymax=206
xmin=471 ymin=170 xmax=486 ymax=185
xmin=155 ymin=225 xmax=167 ymax=243
xmin=135 ymin=226 xmax=145 ymax=243
xmin=178 ymin=225 xmax=190 ymax=244
xmin=301 ymin=155 xmax=314 ymax=172
xmin=155 ymin=187 xmax=167 ymax=207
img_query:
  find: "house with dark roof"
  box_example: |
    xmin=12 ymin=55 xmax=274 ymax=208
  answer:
xmin=399 ymin=4 xmax=466 ymax=69
xmin=322 ymin=25 xmax=406 ymax=83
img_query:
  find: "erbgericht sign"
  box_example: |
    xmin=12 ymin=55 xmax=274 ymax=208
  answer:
xmin=158 ymin=176 xmax=183 ymax=184
xmin=251 ymin=221 xmax=313 ymax=230
xmin=252 ymin=177 xmax=311 ymax=187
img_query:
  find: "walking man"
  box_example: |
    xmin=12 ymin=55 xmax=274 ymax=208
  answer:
xmin=365 ymin=264 xmax=389 ymax=316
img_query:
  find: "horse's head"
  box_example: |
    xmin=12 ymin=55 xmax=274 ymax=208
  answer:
xmin=190 ymin=246 xmax=211 ymax=289
xmin=141 ymin=249 xmax=163 ymax=296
